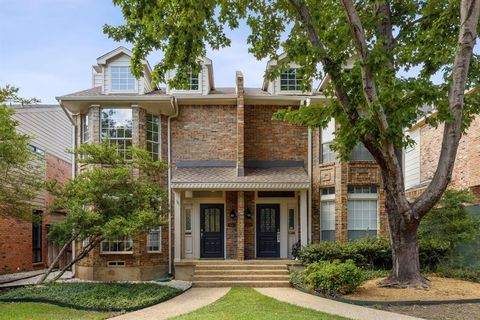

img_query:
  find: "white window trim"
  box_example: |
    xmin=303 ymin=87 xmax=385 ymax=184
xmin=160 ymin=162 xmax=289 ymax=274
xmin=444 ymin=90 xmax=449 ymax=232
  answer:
xmin=147 ymin=228 xmax=162 ymax=253
xmin=110 ymin=65 xmax=138 ymax=93
xmin=320 ymin=193 xmax=336 ymax=236
xmin=279 ymin=68 xmax=303 ymax=93
xmin=100 ymin=238 xmax=133 ymax=254
xmin=146 ymin=113 xmax=161 ymax=160
xmin=168 ymin=71 xmax=202 ymax=94
xmin=347 ymin=191 xmax=379 ymax=233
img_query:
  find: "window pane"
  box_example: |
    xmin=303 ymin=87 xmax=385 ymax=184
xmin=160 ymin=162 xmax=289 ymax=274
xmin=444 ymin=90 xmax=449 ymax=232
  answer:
xmin=101 ymin=237 xmax=133 ymax=253
xmin=147 ymin=228 xmax=161 ymax=252
xmin=146 ymin=113 xmax=160 ymax=160
xmin=350 ymin=143 xmax=374 ymax=161
xmin=347 ymin=199 xmax=377 ymax=240
xmin=279 ymin=68 xmax=301 ymax=91
xmin=100 ymin=109 xmax=133 ymax=160
xmin=111 ymin=66 xmax=136 ymax=91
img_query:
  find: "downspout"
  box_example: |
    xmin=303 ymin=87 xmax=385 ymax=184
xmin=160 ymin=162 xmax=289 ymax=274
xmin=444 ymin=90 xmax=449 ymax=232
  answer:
xmin=167 ymin=96 xmax=179 ymax=274
xmin=59 ymin=101 xmax=77 ymax=274
xmin=306 ymin=98 xmax=312 ymax=245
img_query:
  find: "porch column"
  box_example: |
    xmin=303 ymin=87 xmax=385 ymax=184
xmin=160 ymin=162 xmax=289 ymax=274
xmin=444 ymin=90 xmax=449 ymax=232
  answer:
xmin=237 ymin=191 xmax=245 ymax=260
xmin=174 ymin=190 xmax=181 ymax=261
xmin=300 ymin=190 xmax=308 ymax=246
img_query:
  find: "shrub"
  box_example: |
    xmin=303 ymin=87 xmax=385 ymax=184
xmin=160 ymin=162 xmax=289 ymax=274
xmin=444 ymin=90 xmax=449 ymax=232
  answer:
xmin=436 ymin=264 xmax=480 ymax=283
xmin=299 ymin=241 xmax=365 ymax=266
xmin=300 ymin=237 xmax=449 ymax=271
xmin=304 ymin=260 xmax=364 ymax=295
xmin=288 ymin=270 xmax=306 ymax=288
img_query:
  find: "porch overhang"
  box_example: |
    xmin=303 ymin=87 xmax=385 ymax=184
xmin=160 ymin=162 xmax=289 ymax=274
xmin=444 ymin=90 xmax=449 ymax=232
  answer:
xmin=171 ymin=167 xmax=310 ymax=190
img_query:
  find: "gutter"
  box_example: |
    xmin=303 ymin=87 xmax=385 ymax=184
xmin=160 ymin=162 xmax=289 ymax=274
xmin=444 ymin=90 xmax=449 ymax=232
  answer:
xmin=167 ymin=96 xmax=179 ymax=274
xmin=58 ymin=101 xmax=77 ymax=275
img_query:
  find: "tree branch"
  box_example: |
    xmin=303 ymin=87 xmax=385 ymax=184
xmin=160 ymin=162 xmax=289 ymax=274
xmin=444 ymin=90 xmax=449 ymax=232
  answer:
xmin=413 ymin=0 xmax=480 ymax=218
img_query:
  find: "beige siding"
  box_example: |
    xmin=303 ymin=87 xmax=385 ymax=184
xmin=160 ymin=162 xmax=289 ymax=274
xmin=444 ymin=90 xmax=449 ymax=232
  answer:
xmin=13 ymin=106 xmax=72 ymax=163
xmin=404 ymin=128 xmax=420 ymax=189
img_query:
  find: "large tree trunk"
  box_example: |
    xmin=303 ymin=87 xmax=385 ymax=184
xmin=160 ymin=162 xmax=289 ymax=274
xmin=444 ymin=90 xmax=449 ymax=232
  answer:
xmin=379 ymin=185 xmax=428 ymax=288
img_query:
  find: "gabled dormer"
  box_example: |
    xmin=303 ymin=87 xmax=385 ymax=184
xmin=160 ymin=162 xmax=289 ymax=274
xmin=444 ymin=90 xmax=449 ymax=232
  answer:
xmin=262 ymin=53 xmax=312 ymax=95
xmin=92 ymin=46 xmax=153 ymax=95
xmin=165 ymin=57 xmax=214 ymax=95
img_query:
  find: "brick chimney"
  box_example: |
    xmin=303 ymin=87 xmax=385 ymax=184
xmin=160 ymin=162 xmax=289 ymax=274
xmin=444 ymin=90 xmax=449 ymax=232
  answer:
xmin=236 ymin=71 xmax=245 ymax=177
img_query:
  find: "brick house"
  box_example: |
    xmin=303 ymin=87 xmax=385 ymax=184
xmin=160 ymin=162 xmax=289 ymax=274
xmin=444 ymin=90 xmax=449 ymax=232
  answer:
xmin=404 ymin=112 xmax=480 ymax=199
xmin=57 ymin=47 xmax=386 ymax=282
xmin=0 ymin=105 xmax=72 ymax=275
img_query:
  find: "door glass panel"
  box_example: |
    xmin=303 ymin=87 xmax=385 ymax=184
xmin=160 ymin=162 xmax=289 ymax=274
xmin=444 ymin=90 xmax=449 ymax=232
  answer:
xmin=204 ymin=208 xmax=221 ymax=233
xmin=260 ymin=208 xmax=276 ymax=233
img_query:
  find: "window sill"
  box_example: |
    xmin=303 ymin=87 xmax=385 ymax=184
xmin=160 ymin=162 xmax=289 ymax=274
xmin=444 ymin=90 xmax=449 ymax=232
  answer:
xmin=147 ymin=251 xmax=162 ymax=254
xmin=100 ymin=252 xmax=133 ymax=255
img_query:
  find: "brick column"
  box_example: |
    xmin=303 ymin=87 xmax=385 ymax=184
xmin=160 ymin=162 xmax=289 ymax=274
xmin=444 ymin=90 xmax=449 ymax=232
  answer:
xmin=335 ymin=161 xmax=349 ymax=241
xmin=236 ymin=71 xmax=245 ymax=177
xmin=237 ymin=191 xmax=245 ymax=260
xmin=132 ymin=105 xmax=146 ymax=148
xmin=89 ymin=105 xmax=100 ymax=144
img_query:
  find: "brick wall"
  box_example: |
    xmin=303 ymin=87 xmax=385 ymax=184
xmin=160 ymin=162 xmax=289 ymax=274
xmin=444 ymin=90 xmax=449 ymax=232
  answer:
xmin=244 ymin=105 xmax=308 ymax=163
xmin=171 ymin=105 xmax=237 ymax=167
xmin=419 ymin=117 xmax=480 ymax=193
xmin=244 ymin=191 xmax=256 ymax=259
xmin=225 ymin=191 xmax=237 ymax=259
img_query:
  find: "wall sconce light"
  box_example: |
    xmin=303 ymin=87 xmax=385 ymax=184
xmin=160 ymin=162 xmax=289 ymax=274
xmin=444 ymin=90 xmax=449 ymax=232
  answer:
xmin=230 ymin=209 xmax=237 ymax=219
xmin=245 ymin=208 xmax=252 ymax=219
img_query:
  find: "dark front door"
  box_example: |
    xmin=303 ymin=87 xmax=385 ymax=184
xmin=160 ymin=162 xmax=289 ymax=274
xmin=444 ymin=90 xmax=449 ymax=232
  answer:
xmin=200 ymin=204 xmax=224 ymax=258
xmin=256 ymin=204 xmax=280 ymax=258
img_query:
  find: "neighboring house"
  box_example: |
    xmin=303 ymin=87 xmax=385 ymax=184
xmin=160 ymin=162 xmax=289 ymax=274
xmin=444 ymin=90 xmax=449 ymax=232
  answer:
xmin=57 ymin=47 xmax=387 ymax=282
xmin=405 ymin=113 xmax=480 ymax=199
xmin=0 ymin=105 xmax=72 ymax=275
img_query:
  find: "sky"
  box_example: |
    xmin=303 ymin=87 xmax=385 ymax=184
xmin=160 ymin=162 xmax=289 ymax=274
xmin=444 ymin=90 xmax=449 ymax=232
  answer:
xmin=0 ymin=0 xmax=270 ymax=104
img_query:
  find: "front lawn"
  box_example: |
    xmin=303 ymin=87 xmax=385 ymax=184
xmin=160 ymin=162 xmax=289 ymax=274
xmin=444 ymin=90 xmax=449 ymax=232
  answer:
xmin=172 ymin=288 xmax=348 ymax=320
xmin=0 ymin=282 xmax=182 ymax=312
xmin=0 ymin=302 xmax=108 ymax=320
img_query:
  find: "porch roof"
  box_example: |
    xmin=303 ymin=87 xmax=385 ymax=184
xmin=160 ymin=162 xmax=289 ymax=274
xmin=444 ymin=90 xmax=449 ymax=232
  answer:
xmin=171 ymin=167 xmax=310 ymax=190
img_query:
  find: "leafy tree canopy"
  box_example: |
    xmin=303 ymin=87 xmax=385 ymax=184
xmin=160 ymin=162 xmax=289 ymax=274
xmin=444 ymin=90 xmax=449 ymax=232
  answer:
xmin=0 ymin=85 xmax=43 ymax=219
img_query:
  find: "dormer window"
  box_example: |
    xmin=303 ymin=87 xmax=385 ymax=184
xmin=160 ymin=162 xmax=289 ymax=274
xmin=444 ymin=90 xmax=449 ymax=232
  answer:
xmin=188 ymin=72 xmax=199 ymax=91
xmin=111 ymin=66 xmax=135 ymax=91
xmin=280 ymin=68 xmax=301 ymax=91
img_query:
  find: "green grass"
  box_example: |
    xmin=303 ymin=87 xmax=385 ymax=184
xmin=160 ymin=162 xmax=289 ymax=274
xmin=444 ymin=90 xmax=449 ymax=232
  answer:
xmin=0 ymin=302 xmax=108 ymax=320
xmin=172 ymin=288 xmax=349 ymax=320
xmin=0 ymin=282 xmax=182 ymax=311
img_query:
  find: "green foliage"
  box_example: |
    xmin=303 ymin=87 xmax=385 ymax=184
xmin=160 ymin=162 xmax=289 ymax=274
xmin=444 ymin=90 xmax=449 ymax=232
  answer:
xmin=47 ymin=142 xmax=168 ymax=247
xmin=0 ymin=85 xmax=43 ymax=219
xmin=419 ymin=189 xmax=480 ymax=251
xmin=288 ymin=270 xmax=306 ymax=288
xmin=299 ymin=238 xmax=391 ymax=269
xmin=304 ymin=260 xmax=364 ymax=295
xmin=436 ymin=264 xmax=480 ymax=283
xmin=0 ymin=283 xmax=181 ymax=312
xmin=104 ymin=1 xmax=480 ymax=156
xmin=299 ymin=237 xmax=449 ymax=270
xmin=0 ymin=302 xmax=107 ymax=320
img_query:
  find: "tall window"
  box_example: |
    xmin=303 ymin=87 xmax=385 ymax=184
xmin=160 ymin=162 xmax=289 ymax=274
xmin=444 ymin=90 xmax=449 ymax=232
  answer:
xmin=320 ymin=187 xmax=336 ymax=241
xmin=280 ymin=68 xmax=301 ymax=91
xmin=111 ymin=66 xmax=136 ymax=91
xmin=82 ymin=113 xmax=89 ymax=143
xmin=32 ymin=210 xmax=42 ymax=263
xmin=147 ymin=228 xmax=161 ymax=253
xmin=321 ymin=119 xmax=335 ymax=163
xmin=347 ymin=186 xmax=378 ymax=240
xmin=101 ymin=238 xmax=133 ymax=253
xmin=100 ymin=109 xmax=133 ymax=159
xmin=146 ymin=113 xmax=160 ymax=160
xmin=350 ymin=143 xmax=374 ymax=161
xmin=188 ymin=72 xmax=199 ymax=90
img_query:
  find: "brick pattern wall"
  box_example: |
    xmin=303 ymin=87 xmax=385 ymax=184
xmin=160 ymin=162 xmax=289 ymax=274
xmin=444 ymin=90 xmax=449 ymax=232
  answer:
xmin=171 ymin=105 xmax=237 ymax=167
xmin=244 ymin=191 xmax=256 ymax=259
xmin=420 ymin=118 xmax=480 ymax=193
xmin=0 ymin=217 xmax=32 ymax=274
xmin=244 ymin=105 xmax=307 ymax=163
xmin=311 ymin=127 xmax=388 ymax=243
xmin=225 ymin=191 xmax=237 ymax=259
xmin=75 ymin=106 xmax=169 ymax=278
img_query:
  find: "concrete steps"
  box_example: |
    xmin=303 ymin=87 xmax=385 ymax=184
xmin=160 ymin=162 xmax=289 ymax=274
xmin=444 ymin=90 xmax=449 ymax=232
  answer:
xmin=192 ymin=261 xmax=291 ymax=288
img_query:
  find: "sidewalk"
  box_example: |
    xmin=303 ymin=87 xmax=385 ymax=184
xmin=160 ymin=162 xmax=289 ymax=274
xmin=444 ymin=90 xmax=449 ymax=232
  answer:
xmin=255 ymin=287 xmax=423 ymax=320
xmin=109 ymin=287 xmax=230 ymax=320
xmin=0 ymin=270 xmax=73 ymax=288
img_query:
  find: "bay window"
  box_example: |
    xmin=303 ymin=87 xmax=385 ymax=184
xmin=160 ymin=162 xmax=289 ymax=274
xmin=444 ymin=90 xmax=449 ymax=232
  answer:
xmin=146 ymin=113 xmax=160 ymax=160
xmin=100 ymin=108 xmax=133 ymax=159
xmin=101 ymin=238 xmax=133 ymax=253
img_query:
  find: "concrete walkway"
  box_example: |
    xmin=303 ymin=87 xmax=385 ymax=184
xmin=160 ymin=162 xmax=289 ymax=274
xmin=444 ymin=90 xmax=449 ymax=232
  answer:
xmin=255 ymin=287 xmax=423 ymax=320
xmin=109 ymin=287 xmax=230 ymax=320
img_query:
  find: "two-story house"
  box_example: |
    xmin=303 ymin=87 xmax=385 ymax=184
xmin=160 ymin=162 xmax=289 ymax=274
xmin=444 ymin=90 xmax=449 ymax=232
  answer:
xmin=0 ymin=105 xmax=72 ymax=275
xmin=57 ymin=47 xmax=387 ymax=285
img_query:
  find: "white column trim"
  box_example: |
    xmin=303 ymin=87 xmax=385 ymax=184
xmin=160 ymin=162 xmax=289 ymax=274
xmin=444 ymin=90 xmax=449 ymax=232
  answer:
xmin=300 ymin=190 xmax=308 ymax=246
xmin=174 ymin=190 xmax=182 ymax=261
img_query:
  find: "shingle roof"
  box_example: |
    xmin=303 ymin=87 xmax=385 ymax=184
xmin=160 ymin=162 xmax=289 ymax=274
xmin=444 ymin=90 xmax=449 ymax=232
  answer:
xmin=171 ymin=167 xmax=310 ymax=190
